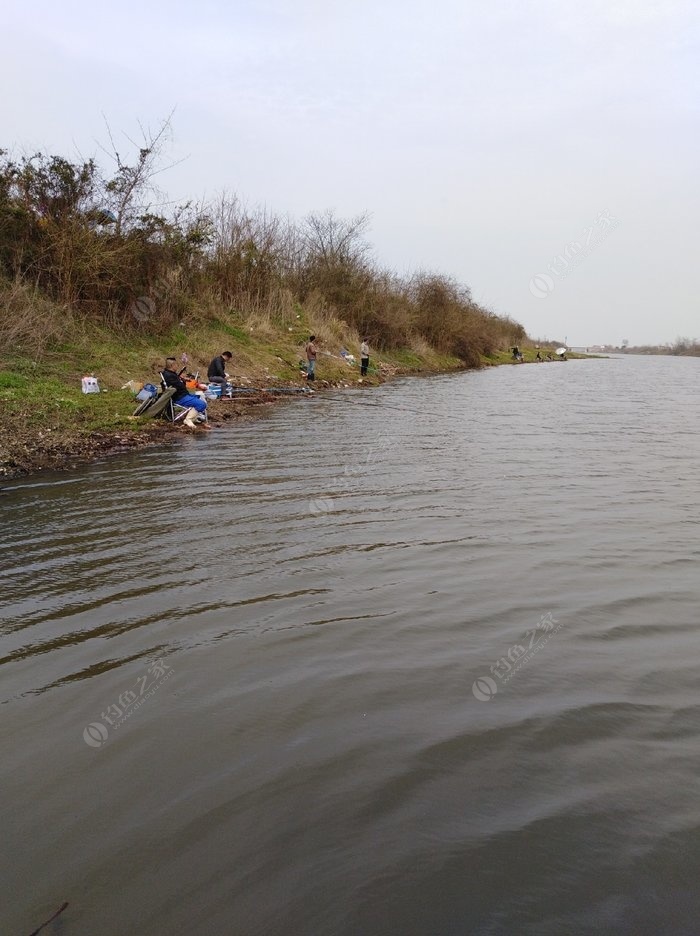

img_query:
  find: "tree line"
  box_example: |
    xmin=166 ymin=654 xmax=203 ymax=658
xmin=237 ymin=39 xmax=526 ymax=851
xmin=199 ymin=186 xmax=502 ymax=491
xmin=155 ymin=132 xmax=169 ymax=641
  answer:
xmin=0 ymin=126 xmax=525 ymax=364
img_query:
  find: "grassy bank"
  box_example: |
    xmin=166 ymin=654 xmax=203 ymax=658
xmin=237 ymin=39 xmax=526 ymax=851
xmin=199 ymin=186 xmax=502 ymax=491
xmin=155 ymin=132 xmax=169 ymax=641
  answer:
xmin=482 ymin=347 xmax=590 ymax=365
xmin=0 ymin=141 xmax=562 ymax=477
xmin=0 ymin=314 xmax=586 ymax=479
xmin=0 ymin=297 xmax=469 ymax=479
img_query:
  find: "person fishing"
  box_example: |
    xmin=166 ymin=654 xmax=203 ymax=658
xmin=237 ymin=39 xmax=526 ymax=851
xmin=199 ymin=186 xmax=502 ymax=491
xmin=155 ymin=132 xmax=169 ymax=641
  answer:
xmin=162 ymin=357 xmax=210 ymax=429
xmin=360 ymin=337 xmax=370 ymax=377
xmin=305 ymin=336 xmax=318 ymax=381
xmin=208 ymin=351 xmax=233 ymax=393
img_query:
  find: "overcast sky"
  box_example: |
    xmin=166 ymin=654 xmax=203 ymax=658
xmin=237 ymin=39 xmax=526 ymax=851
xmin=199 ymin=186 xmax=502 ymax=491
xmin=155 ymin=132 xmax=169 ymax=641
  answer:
xmin=3 ymin=0 xmax=698 ymax=345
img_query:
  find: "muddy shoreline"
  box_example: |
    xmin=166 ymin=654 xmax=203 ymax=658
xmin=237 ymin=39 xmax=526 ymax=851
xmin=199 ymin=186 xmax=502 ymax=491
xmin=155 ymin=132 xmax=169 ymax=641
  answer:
xmin=0 ymin=393 xmax=286 ymax=481
xmin=1 ymin=355 xmax=581 ymax=481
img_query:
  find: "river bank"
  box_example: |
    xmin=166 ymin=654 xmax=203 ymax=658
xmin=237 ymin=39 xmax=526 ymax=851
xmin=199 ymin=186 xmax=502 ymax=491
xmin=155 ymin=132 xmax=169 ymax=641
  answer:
xmin=0 ymin=345 xmax=588 ymax=480
xmin=0 ymin=327 xmax=462 ymax=479
xmin=0 ymin=392 xmax=288 ymax=480
xmin=0 ymin=145 xmax=553 ymax=481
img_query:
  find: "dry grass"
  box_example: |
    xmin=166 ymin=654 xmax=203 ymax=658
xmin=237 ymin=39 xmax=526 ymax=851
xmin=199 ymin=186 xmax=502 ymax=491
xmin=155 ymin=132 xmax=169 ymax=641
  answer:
xmin=1 ymin=148 xmax=529 ymax=369
xmin=0 ymin=280 xmax=80 ymax=356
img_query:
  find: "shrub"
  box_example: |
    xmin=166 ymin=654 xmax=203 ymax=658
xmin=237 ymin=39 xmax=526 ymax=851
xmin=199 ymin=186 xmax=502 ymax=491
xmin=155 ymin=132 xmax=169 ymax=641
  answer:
xmin=0 ymin=139 xmax=530 ymax=364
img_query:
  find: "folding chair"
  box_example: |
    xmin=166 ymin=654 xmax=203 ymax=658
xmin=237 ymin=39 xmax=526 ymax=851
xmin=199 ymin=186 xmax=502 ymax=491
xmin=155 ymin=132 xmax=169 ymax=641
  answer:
xmin=157 ymin=373 xmax=195 ymax=423
xmin=134 ymin=380 xmax=190 ymax=423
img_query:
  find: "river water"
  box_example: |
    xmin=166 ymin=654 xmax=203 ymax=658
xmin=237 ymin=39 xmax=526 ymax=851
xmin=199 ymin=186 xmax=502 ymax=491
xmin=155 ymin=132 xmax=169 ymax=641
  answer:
xmin=2 ymin=354 xmax=700 ymax=935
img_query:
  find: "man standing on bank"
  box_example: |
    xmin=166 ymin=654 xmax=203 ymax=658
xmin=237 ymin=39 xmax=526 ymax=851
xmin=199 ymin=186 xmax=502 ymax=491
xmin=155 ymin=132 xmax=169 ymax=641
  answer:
xmin=208 ymin=351 xmax=233 ymax=392
xmin=305 ymin=336 xmax=318 ymax=381
xmin=360 ymin=337 xmax=370 ymax=377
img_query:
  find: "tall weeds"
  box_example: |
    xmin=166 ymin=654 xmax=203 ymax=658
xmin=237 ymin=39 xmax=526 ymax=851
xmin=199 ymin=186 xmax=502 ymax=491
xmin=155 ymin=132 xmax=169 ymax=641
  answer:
xmin=0 ymin=147 xmax=526 ymax=361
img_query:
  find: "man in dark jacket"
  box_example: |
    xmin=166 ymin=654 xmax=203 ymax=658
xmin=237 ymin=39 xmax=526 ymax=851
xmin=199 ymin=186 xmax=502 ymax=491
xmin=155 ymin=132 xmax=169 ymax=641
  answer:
xmin=207 ymin=351 xmax=232 ymax=389
xmin=162 ymin=357 xmax=209 ymax=429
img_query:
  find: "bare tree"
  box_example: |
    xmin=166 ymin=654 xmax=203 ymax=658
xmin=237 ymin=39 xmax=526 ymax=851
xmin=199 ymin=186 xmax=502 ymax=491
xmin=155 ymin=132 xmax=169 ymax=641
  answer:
xmin=300 ymin=209 xmax=371 ymax=268
xmin=100 ymin=111 xmax=182 ymax=235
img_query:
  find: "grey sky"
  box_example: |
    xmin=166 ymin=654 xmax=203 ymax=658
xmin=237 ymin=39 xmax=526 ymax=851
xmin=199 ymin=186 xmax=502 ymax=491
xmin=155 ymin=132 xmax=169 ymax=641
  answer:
xmin=4 ymin=0 xmax=698 ymax=345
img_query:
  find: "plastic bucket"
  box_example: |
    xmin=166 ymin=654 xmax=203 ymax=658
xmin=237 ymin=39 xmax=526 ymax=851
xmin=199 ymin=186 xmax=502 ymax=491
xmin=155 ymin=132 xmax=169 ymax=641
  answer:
xmin=135 ymin=384 xmax=157 ymax=402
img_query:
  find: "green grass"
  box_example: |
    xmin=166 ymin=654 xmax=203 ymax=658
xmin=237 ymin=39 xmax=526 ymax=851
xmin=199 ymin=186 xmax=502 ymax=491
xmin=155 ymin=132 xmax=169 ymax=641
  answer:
xmin=218 ymin=322 xmax=253 ymax=344
xmin=482 ymin=349 xmax=522 ymax=365
xmin=482 ymin=348 xmax=593 ymax=365
xmin=389 ymin=349 xmax=423 ymax=367
xmin=0 ymin=376 xmax=143 ymax=432
xmin=0 ymin=371 xmax=29 ymax=389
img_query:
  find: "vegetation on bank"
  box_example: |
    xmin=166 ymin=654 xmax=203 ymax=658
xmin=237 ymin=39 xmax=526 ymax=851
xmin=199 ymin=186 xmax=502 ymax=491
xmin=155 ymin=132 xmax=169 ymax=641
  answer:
xmin=0 ymin=130 xmax=526 ymax=371
xmin=0 ymin=300 xmax=470 ymax=477
xmin=0 ymin=123 xmax=563 ymax=477
xmin=622 ymin=338 xmax=700 ymax=356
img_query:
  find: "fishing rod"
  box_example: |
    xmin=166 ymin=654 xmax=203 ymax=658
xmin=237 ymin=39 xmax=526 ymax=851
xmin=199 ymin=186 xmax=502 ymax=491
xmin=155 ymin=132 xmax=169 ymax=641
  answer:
xmin=318 ymin=348 xmax=380 ymax=371
xmin=28 ymin=902 xmax=69 ymax=936
xmin=312 ymin=394 xmax=461 ymax=421
xmin=219 ymin=384 xmax=456 ymax=420
xmin=222 ymin=386 xmax=314 ymax=396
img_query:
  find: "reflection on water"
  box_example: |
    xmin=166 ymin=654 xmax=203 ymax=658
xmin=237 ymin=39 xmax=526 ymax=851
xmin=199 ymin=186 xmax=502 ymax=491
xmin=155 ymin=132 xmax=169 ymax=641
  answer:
xmin=2 ymin=355 xmax=700 ymax=935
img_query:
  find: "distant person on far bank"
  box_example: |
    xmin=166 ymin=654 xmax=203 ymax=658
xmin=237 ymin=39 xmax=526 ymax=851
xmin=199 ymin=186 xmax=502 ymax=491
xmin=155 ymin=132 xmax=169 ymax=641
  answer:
xmin=208 ymin=351 xmax=232 ymax=389
xmin=305 ymin=336 xmax=318 ymax=381
xmin=360 ymin=337 xmax=370 ymax=377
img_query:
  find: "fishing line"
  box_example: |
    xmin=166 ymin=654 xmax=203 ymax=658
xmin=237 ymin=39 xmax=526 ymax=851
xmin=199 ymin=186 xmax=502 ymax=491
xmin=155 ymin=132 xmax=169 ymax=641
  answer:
xmin=221 ymin=381 xmax=462 ymax=420
xmin=311 ymin=394 xmax=462 ymax=422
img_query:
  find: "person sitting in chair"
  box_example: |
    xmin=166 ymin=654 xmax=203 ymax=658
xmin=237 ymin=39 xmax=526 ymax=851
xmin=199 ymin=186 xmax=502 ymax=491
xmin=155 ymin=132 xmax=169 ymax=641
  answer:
xmin=162 ymin=357 xmax=210 ymax=429
xmin=207 ymin=351 xmax=233 ymax=393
